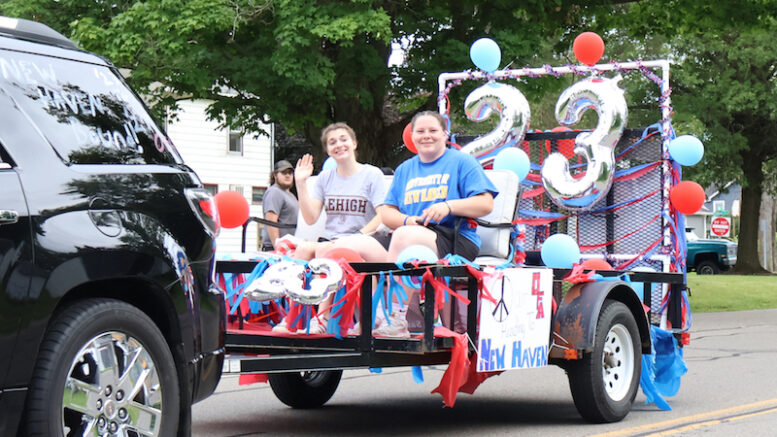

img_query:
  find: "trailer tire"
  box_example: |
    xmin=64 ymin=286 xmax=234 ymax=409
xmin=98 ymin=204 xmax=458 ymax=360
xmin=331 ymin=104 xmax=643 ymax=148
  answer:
xmin=567 ymin=300 xmax=641 ymax=423
xmin=268 ymin=370 xmax=342 ymax=409
xmin=25 ymin=298 xmax=179 ymax=436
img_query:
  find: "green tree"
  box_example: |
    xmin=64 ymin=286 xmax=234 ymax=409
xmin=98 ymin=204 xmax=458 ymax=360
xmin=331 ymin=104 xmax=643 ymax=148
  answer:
xmin=0 ymin=0 xmax=582 ymax=167
xmin=596 ymin=0 xmax=777 ymax=273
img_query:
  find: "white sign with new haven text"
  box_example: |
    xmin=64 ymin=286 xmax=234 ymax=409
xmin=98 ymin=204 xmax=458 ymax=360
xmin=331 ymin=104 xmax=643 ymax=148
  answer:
xmin=477 ymin=268 xmax=552 ymax=372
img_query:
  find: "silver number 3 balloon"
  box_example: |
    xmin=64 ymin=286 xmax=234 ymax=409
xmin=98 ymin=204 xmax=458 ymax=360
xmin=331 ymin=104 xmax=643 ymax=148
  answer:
xmin=286 ymin=258 xmax=344 ymax=305
xmin=541 ymin=76 xmax=628 ymax=210
xmin=463 ymin=82 xmax=531 ymax=166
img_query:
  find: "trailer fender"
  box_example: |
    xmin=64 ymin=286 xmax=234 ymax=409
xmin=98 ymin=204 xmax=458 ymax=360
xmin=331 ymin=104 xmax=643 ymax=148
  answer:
xmin=550 ymin=280 xmax=651 ymax=359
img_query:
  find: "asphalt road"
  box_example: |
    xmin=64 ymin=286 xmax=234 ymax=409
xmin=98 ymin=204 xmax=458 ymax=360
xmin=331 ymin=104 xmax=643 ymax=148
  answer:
xmin=192 ymin=308 xmax=777 ymax=436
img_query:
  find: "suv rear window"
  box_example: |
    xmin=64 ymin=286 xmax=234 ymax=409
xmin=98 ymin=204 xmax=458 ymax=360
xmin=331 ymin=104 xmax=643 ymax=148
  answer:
xmin=0 ymin=48 xmax=181 ymax=165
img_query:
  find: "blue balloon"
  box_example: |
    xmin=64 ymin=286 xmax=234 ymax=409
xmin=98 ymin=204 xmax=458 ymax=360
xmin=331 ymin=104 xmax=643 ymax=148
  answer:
xmin=630 ymin=266 xmax=656 ymax=302
xmin=398 ymin=245 xmax=438 ymax=289
xmin=668 ymin=135 xmax=704 ymax=166
xmin=322 ymin=157 xmax=337 ymax=171
xmin=469 ymin=37 xmax=501 ymax=73
xmin=493 ymin=147 xmax=530 ymax=181
xmin=398 ymin=244 xmax=438 ymax=264
xmin=540 ymin=234 xmax=580 ymax=268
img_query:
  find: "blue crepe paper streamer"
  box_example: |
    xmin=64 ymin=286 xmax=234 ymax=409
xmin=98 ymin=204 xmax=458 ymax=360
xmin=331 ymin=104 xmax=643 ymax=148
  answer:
xmin=639 ymin=325 xmax=688 ymax=410
xmin=369 ymin=368 xmax=382 ymax=374
xmin=411 ymin=366 xmax=424 ymax=384
xmin=327 ymin=284 xmax=348 ymax=339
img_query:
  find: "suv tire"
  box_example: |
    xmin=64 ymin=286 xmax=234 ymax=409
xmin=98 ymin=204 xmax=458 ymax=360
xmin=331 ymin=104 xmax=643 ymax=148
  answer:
xmin=25 ymin=298 xmax=180 ymax=436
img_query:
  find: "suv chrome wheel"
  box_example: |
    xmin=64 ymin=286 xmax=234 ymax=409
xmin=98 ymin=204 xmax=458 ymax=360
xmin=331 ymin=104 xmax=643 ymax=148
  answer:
xmin=63 ymin=332 xmax=163 ymax=436
xmin=26 ymin=299 xmax=179 ymax=437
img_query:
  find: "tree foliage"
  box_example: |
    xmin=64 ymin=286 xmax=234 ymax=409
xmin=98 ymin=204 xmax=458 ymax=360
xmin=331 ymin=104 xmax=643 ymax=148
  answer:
xmin=593 ymin=0 xmax=777 ymax=273
xmin=1 ymin=0 xmax=586 ymax=167
xmin=3 ymin=0 xmax=774 ymax=271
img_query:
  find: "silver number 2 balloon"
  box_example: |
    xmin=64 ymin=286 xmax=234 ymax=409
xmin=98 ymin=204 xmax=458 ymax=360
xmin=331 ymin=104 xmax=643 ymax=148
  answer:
xmin=462 ymin=82 xmax=531 ymax=166
xmin=245 ymin=258 xmax=344 ymax=305
xmin=541 ymin=76 xmax=627 ymax=210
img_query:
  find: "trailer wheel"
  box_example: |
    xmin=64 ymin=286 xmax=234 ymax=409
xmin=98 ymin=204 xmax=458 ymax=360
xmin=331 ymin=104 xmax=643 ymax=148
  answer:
xmin=567 ymin=300 xmax=641 ymax=423
xmin=25 ymin=298 xmax=179 ymax=436
xmin=268 ymin=370 xmax=342 ymax=408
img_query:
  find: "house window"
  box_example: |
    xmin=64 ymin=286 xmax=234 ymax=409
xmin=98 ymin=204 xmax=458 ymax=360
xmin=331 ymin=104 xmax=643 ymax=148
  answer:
xmin=228 ymin=129 xmax=243 ymax=155
xmin=252 ymin=186 xmax=267 ymax=204
xmin=203 ymin=184 xmax=218 ymax=196
xmin=228 ymin=184 xmax=245 ymax=195
xmin=713 ymin=200 xmax=725 ymax=213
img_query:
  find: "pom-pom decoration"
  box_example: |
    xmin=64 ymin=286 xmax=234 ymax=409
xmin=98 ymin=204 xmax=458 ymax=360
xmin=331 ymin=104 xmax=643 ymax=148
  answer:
xmin=573 ymin=32 xmax=605 ymax=66
xmin=214 ymin=190 xmax=249 ymax=228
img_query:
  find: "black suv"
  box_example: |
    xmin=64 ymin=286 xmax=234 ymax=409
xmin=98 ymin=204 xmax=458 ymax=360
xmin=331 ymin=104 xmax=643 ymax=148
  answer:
xmin=0 ymin=17 xmax=224 ymax=436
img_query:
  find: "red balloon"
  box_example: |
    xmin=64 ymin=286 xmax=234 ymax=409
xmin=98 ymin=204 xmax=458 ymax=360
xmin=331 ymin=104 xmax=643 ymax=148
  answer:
xmin=581 ymin=258 xmax=613 ymax=271
xmin=402 ymin=122 xmax=417 ymax=154
xmin=214 ymin=190 xmax=249 ymax=228
xmin=323 ymin=247 xmax=364 ymax=263
xmin=573 ymin=32 xmax=605 ymax=66
xmin=551 ymin=126 xmax=575 ymax=159
xmin=670 ymin=181 xmax=705 ymax=214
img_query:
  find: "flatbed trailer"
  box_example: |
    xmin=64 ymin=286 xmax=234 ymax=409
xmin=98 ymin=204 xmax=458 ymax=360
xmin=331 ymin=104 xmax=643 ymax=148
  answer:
xmin=218 ymin=258 xmax=685 ymax=422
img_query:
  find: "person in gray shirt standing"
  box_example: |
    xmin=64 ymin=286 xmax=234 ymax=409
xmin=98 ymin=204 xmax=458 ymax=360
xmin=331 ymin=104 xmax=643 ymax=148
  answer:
xmin=260 ymin=159 xmax=299 ymax=251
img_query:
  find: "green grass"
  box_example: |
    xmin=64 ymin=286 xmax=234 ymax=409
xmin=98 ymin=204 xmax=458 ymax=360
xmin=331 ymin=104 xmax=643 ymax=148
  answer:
xmin=687 ymin=274 xmax=777 ymax=312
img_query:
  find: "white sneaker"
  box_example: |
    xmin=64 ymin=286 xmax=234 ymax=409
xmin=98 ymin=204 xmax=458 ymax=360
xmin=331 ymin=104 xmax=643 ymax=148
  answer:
xmin=372 ymin=311 xmax=409 ymax=338
xmin=271 ymin=319 xmax=290 ymax=333
xmin=347 ymin=308 xmax=389 ymax=336
xmin=307 ymin=317 xmax=327 ymax=334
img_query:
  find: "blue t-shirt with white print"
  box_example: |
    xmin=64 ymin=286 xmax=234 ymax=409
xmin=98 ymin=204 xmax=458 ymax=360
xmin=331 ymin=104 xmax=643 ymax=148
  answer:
xmin=384 ymin=148 xmax=498 ymax=248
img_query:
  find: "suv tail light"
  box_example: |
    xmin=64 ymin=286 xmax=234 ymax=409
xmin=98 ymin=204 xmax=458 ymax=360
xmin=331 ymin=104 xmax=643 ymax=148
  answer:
xmin=185 ymin=187 xmax=220 ymax=237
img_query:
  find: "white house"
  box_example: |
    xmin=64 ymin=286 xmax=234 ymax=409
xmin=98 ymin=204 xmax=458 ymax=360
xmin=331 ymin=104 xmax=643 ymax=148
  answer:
xmin=166 ymin=99 xmax=273 ymax=253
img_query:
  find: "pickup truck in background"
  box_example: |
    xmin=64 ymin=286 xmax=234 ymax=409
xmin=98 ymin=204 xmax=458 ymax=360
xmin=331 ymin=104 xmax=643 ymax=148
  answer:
xmin=686 ymin=228 xmax=738 ymax=274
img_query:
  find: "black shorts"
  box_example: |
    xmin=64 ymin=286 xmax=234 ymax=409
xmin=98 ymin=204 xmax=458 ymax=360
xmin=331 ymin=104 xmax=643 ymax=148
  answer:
xmin=425 ymin=224 xmax=479 ymax=261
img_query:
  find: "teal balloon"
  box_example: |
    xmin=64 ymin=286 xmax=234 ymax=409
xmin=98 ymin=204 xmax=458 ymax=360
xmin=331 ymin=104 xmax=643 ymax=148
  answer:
xmin=469 ymin=38 xmax=501 ymax=73
xmin=322 ymin=157 xmax=337 ymax=171
xmin=630 ymin=266 xmax=656 ymax=302
xmin=540 ymin=234 xmax=580 ymax=268
xmin=398 ymin=245 xmax=438 ymax=264
xmin=398 ymin=245 xmax=437 ymax=289
xmin=493 ymin=147 xmax=530 ymax=181
xmin=668 ymin=135 xmax=704 ymax=166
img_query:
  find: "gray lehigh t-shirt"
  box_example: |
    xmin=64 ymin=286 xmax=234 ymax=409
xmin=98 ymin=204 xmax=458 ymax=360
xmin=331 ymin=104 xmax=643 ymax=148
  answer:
xmin=260 ymin=184 xmax=299 ymax=248
xmin=313 ymin=164 xmax=387 ymax=239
